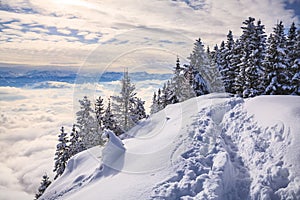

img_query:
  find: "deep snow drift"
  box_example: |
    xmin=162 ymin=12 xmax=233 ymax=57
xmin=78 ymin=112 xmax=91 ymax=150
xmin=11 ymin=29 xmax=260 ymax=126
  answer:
xmin=41 ymin=94 xmax=300 ymax=200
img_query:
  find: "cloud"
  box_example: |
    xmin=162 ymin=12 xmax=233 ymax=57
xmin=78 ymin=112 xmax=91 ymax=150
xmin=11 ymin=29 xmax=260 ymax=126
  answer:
xmin=0 ymin=76 xmax=167 ymax=199
xmin=0 ymin=0 xmax=299 ymax=68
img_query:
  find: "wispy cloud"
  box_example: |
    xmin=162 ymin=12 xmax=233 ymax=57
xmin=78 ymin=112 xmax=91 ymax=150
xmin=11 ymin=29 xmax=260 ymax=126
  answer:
xmin=0 ymin=0 xmax=299 ymax=68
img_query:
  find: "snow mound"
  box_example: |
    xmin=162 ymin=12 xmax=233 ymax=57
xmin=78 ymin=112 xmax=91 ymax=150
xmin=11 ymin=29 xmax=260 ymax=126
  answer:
xmin=41 ymin=94 xmax=300 ymax=200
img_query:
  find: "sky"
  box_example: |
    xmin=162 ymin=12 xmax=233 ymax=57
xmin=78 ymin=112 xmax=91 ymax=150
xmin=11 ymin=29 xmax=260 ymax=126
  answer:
xmin=0 ymin=0 xmax=300 ymax=199
xmin=0 ymin=0 xmax=300 ymax=72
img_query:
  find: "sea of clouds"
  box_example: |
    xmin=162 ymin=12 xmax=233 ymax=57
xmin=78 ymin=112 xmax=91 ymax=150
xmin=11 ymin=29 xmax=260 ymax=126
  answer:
xmin=0 ymin=77 xmax=165 ymax=200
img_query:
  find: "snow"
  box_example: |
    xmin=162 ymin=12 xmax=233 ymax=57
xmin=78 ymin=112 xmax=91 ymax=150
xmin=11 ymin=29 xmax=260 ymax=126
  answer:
xmin=41 ymin=94 xmax=300 ymax=200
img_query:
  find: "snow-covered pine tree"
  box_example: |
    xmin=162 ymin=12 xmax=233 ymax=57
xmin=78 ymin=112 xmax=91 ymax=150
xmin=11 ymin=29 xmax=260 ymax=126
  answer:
xmin=219 ymin=30 xmax=236 ymax=94
xmin=150 ymin=92 xmax=159 ymax=114
xmin=130 ymin=97 xmax=146 ymax=122
xmin=218 ymin=41 xmax=228 ymax=90
xmin=95 ymin=96 xmax=105 ymax=131
xmin=69 ymin=124 xmax=85 ymax=157
xmin=188 ymin=38 xmax=217 ymax=93
xmin=287 ymin=22 xmax=300 ymax=95
xmin=231 ymin=39 xmax=243 ymax=94
xmin=102 ymin=98 xmax=122 ymax=136
xmin=209 ymin=44 xmax=225 ymax=93
xmin=264 ymin=21 xmax=290 ymax=95
xmin=76 ymin=96 xmax=102 ymax=148
xmin=170 ymin=57 xmax=195 ymax=102
xmin=157 ymin=88 xmax=164 ymax=111
xmin=160 ymin=81 xmax=172 ymax=109
xmin=237 ymin=17 xmax=264 ymax=98
xmin=254 ymin=19 xmax=267 ymax=95
xmin=35 ymin=173 xmax=51 ymax=199
xmin=53 ymin=126 xmax=69 ymax=180
xmin=112 ymin=70 xmax=144 ymax=132
xmin=291 ymin=28 xmax=300 ymax=95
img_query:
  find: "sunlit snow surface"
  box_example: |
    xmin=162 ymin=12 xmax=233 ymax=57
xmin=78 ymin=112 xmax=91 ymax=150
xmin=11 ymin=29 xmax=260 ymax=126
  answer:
xmin=41 ymin=94 xmax=300 ymax=200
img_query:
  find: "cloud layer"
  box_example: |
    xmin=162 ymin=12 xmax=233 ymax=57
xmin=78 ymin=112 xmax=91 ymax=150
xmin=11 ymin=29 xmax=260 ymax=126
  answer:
xmin=0 ymin=77 xmax=165 ymax=199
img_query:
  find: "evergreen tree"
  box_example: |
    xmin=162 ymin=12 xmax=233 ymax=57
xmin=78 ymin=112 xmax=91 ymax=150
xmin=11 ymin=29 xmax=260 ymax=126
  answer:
xmin=35 ymin=174 xmax=51 ymax=199
xmin=254 ymin=19 xmax=267 ymax=94
xmin=150 ymin=92 xmax=159 ymax=114
xmin=131 ymin=97 xmax=146 ymax=122
xmin=287 ymin=22 xmax=297 ymax=68
xmin=112 ymin=70 xmax=145 ymax=132
xmin=102 ymin=99 xmax=122 ymax=136
xmin=76 ymin=96 xmax=102 ymax=148
xmin=157 ymin=88 xmax=164 ymax=111
xmin=231 ymin=39 xmax=243 ymax=94
xmin=192 ymin=69 xmax=209 ymax=96
xmin=68 ymin=124 xmax=85 ymax=157
xmin=209 ymin=44 xmax=225 ymax=92
xmin=264 ymin=21 xmax=290 ymax=95
xmin=160 ymin=82 xmax=172 ymax=109
xmin=170 ymin=57 xmax=195 ymax=102
xmin=53 ymin=127 xmax=69 ymax=180
xmin=233 ymin=17 xmax=267 ymax=97
xmin=237 ymin=17 xmax=264 ymax=98
xmin=188 ymin=38 xmax=217 ymax=92
xmin=220 ymin=30 xmax=237 ymax=94
xmin=287 ymin=22 xmax=300 ymax=95
xmin=95 ymin=96 xmax=105 ymax=131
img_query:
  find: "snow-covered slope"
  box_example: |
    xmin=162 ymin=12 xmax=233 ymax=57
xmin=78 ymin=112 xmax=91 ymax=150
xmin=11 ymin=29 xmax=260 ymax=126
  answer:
xmin=41 ymin=94 xmax=300 ymax=200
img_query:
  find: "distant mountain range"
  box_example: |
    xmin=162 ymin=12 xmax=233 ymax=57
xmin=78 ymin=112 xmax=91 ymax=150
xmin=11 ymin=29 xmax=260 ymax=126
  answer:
xmin=0 ymin=70 xmax=172 ymax=88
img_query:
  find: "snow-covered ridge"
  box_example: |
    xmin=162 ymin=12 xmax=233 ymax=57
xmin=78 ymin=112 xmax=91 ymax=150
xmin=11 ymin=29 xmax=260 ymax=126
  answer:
xmin=41 ymin=94 xmax=300 ymax=200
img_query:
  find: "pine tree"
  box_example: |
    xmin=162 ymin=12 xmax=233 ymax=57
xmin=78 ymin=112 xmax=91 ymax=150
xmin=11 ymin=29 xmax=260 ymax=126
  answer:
xmin=170 ymin=57 xmax=195 ymax=102
xmin=231 ymin=39 xmax=243 ymax=94
xmin=292 ymin=28 xmax=300 ymax=95
xmin=35 ymin=174 xmax=51 ymax=199
xmin=209 ymin=44 xmax=225 ymax=92
xmin=95 ymin=96 xmax=105 ymax=131
xmin=69 ymin=124 xmax=85 ymax=157
xmin=264 ymin=21 xmax=290 ymax=95
xmin=150 ymin=92 xmax=159 ymax=114
xmin=53 ymin=127 xmax=69 ymax=180
xmin=188 ymin=38 xmax=217 ymax=92
xmin=111 ymin=70 xmax=145 ymax=132
xmin=192 ymin=70 xmax=209 ymax=96
xmin=287 ymin=22 xmax=300 ymax=95
xmin=237 ymin=17 xmax=263 ymax=98
xmin=254 ymin=19 xmax=267 ymax=95
xmin=131 ymin=97 xmax=146 ymax=122
xmin=219 ymin=30 xmax=237 ymax=94
xmin=157 ymin=88 xmax=164 ymax=111
xmin=102 ymin=99 xmax=122 ymax=136
xmin=160 ymin=82 xmax=172 ymax=109
xmin=76 ymin=96 xmax=102 ymax=148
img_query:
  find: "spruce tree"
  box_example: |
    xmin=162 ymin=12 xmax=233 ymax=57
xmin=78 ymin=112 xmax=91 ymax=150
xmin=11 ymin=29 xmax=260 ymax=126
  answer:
xmin=150 ymin=92 xmax=159 ymax=114
xmin=237 ymin=17 xmax=263 ymax=98
xmin=76 ymin=96 xmax=102 ymax=148
xmin=254 ymin=19 xmax=267 ymax=95
xmin=231 ymin=39 xmax=243 ymax=95
xmin=188 ymin=38 xmax=217 ymax=92
xmin=131 ymin=97 xmax=147 ymax=122
xmin=170 ymin=57 xmax=195 ymax=102
xmin=160 ymin=82 xmax=171 ymax=109
xmin=102 ymin=99 xmax=122 ymax=136
xmin=95 ymin=96 xmax=105 ymax=131
xmin=69 ymin=124 xmax=85 ymax=157
xmin=287 ymin=22 xmax=300 ymax=95
xmin=35 ymin=174 xmax=51 ymax=199
xmin=264 ymin=21 xmax=290 ymax=95
xmin=53 ymin=127 xmax=69 ymax=180
xmin=224 ymin=30 xmax=237 ymax=94
xmin=111 ymin=70 xmax=145 ymax=132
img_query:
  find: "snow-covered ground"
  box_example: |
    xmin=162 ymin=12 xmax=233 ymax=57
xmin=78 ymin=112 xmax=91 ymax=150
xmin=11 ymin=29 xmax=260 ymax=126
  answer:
xmin=41 ymin=94 xmax=300 ymax=200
